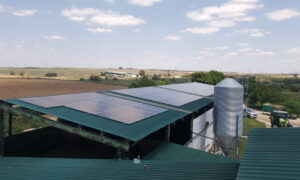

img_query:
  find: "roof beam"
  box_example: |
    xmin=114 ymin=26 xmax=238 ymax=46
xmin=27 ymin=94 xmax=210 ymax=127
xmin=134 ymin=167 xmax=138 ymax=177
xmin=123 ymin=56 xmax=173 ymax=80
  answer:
xmin=0 ymin=102 xmax=130 ymax=152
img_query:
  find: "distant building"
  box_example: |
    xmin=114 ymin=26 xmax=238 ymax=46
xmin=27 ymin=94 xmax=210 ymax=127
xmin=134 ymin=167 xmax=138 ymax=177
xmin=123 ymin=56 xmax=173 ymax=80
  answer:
xmin=105 ymin=71 xmax=127 ymax=77
xmin=105 ymin=71 xmax=139 ymax=78
xmin=126 ymin=72 xmax=139 ymax=78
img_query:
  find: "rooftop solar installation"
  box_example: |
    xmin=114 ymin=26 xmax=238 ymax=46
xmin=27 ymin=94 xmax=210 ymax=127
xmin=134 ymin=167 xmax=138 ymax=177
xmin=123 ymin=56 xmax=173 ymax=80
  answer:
xmin=18 ymin=93 xmax=167 ymax=124
xmin=159 ymin=82 xmax=214 ymax=97
xmin=19 ymin=92 xmax=102 ymax=108
xmin=113 ymin=87 xmax=201 ymax=106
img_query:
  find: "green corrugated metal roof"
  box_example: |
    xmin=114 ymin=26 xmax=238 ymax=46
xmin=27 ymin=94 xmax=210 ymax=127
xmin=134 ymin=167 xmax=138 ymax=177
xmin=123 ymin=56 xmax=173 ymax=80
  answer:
xmin=237 ymin=128 xmax=300 ymax=180
xmin=0 ymin=157 xmax=239 ymax=180
xmin=144 ymin=142 xmax=238 ymax=163
xmin=4 ymin=99 xmax=187 ymax=142
xmin=4 ymin=88 xmax=213 ymax=142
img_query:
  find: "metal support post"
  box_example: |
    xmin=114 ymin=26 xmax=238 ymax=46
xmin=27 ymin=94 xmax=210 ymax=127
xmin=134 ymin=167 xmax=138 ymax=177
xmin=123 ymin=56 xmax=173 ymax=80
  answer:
xmin=166 ymin=124 xmax=170 ymax=142
xmin=236 ymin=115 xmax=239 ymax=159
xmin=0 ymin=110 xmax=4 ymax=156
xmin=9 ymin=111 xmax=12 ymax=136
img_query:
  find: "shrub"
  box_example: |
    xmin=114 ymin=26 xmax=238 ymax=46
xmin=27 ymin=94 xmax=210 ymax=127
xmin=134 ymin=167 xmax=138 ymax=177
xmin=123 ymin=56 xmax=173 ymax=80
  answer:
xmin=139 ymin=70 xmax=146 ymax=77
xmin=191 ymin=70 xmax=225 ymax=85
xmin=89 ymin=74 xmax=102 ymax=81
xmin=45 ymin=73 xmax=58 ymax=77
xmin=129 ymin=77 xmax=156 ymax=88
xmin=19 ymin=72 xmax=25 ymax=77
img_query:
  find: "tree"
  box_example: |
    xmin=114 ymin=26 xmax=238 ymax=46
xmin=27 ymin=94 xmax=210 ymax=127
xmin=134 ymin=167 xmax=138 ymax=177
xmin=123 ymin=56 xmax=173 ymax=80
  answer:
xmin=19 ymin=72 xmax=25 ymax=77
xmin=45 ymin=73 xmax=57 ymax=77
xmin=248 ymin=83 xmax=281 ymax=107
xmin=129 ymin=77 xmax=156 ymax=88
xmin=10 ymin=71 xmax=15 ymax=75
xmin=139 ymin=70 xmax=146 ymax=77
xmin=152 ymin=74 xmax=161 ymax=80
xmin=191 ymin=70 xmax=225 ymax=85
xmin=89 ymin=74 xmax=102 ymax=81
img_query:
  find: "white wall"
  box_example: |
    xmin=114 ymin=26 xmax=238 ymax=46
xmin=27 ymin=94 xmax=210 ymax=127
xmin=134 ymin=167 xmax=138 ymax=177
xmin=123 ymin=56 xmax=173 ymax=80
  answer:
xmin=187 ymin=108 xmax=214 ymax=151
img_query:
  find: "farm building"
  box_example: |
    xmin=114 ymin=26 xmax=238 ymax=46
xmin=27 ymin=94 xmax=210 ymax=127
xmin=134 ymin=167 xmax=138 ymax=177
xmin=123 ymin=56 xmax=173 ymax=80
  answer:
xmin=0 ymin=79 xmax=299 ymax=179
xmin=0 ymin=82 xmax=215 ymax=159
xmin=105 ymin=71 xmax=139 ymax=78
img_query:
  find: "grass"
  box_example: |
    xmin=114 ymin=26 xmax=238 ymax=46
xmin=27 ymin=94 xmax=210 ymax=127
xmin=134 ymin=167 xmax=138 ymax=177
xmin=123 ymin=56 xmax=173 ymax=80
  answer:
xmin=243 ymin=118 xmax=266 ymax=136
xmin=3 ymin=112 xmax=47 ymax=136
xmin=231 ymin=118 xmax=266 ymax=160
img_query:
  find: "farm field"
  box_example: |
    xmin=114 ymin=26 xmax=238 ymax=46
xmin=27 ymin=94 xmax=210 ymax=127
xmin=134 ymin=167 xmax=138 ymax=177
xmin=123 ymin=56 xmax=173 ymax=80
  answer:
xmin=0 ymin=68 xmax=194 ymax=81
xmin=0 ymin=78 xmax=125 ymax=99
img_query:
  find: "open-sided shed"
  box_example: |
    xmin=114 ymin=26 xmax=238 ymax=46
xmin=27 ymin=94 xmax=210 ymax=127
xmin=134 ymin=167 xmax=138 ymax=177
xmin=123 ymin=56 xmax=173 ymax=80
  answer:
xmin=0 ymin=82 xmax=215 ymax=158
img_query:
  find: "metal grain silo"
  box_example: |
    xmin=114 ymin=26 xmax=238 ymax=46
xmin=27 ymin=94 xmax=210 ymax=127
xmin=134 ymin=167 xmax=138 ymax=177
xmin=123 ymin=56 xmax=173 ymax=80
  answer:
xmin=214 ymin=78 xmax=243 ymax=156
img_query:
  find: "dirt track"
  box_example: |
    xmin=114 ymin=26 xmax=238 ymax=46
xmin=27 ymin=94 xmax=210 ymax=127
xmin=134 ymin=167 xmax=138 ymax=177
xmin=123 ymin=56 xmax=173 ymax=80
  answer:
xmin=0 ymin=78 xmax=126 ymax=99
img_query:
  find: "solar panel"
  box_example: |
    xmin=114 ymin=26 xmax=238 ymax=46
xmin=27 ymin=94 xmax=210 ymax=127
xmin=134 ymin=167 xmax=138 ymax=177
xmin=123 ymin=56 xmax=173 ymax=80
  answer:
xmin=19 ymin=93 xmax=167 ymax=124
xmin=19 ymin=92 xmax=102 ymax=108
xmin=159 ymin=82 xmax=214 ymax=96
xmin=113 ymin=87 xmax=201 ymax=106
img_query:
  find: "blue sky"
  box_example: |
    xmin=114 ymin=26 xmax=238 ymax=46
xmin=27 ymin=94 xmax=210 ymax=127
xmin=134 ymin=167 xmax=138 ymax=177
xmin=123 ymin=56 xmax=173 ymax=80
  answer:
xmin=0 ymin=0 xmax=300 ymax=73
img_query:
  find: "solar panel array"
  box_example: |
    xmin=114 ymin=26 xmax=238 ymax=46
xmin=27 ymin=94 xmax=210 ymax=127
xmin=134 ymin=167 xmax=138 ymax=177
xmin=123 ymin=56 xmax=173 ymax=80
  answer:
xmin=159 ymin=82 xmax=214 ymax=97
xmin=19 ymin=93 xmax=167 ymax=124
xmin=113 ymin=87 xmax=202 ymax=106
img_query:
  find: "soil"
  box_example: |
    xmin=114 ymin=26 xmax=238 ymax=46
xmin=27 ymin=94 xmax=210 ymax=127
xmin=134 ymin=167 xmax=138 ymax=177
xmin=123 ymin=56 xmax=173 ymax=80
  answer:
xmin=0 ymin=78 xmax=126 ymax=99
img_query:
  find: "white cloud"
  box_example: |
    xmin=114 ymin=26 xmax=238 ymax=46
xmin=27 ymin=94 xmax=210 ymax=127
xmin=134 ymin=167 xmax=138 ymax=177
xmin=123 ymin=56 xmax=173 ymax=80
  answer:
xmin=0 ymin=42 xmax=6 ymax=49
xmin=62 ymin=7 xmax=146 ymax=26
xmin=12 ymin=9 xmax=37 ymax=16
xmin=104 ymin=0 xmax=114 ymax=3
xmin=237 ymin=42 xmax=249 ymax=47
xmin=0 ymin=4 xmax=5 ymax=12
xmin=247 ymin=49 xmax=275 ymax=56
xmin=233 ymin=29 xmax=270 ymax=37
xmin=44 ymin=35 xmax=66 ymax=40
xmin=186 ymin=1 xmax=262 ymax=22
xmin=284 ymin=46 xmax=300 ymax=54
xmin=226 ymin=52 xmax=238 ymax=56
xmin=165 ymin=35 xmax=182 ymax=41
xmin=183 ymin=27 xmax=219 ymax=35
xmin=185 ymin=0 xmax=263 ymax=35
xmin=215 ymin=46 xmax=229 ymax=50
xmin=208 ymin=20 xmax=236 ymax=27
xmin=239 ymin=47 xmax=252 ymax=52
xmin=87 ymin=27 xmax=112 ymax=33
xmin=266 ymin=8 xmax=300 ymax=21
xmin=195 ymin=51 xmax=214 ymax=57
xmin=204 ymin=46 xmax=229 ymax=51
xmin=128 ymin=0 xmax=162 ymax=7
xmin=134 ymin=29 xmax=141 ymax=32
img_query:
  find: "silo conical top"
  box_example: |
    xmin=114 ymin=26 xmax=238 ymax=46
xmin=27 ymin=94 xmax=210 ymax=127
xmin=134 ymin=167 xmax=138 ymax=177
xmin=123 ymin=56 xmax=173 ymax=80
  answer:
xmin=215 ymin=78 xmax=243 ymax=88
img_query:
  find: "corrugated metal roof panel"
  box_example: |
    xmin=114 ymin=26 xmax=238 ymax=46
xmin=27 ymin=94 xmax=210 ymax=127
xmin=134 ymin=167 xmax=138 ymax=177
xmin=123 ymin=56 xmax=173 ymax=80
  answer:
xmin=144 ymin=142 xmax=238 ymax=163
xmin=237 ymin=128 xmax=300 ymax=180
xmin=0 ymin=157 xmax=239 ymax=180
xmin=4 ymin=99 xmax=187 ymax=142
